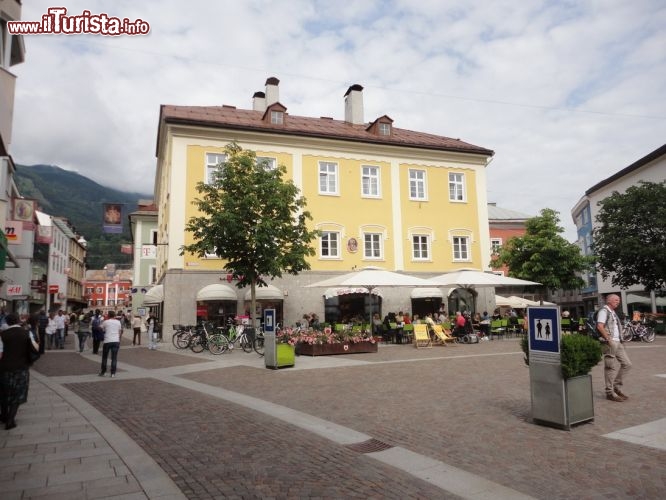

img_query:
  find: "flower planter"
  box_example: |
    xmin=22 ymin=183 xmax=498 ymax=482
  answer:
xmin=296 ymin=341 xmax=378 ymax=356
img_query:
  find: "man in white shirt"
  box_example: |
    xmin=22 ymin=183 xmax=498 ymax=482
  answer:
xmin=99 ymin=311 xmax=123 ymax=378
xmin=54 ymin=310 xmax=67 ymax=349
xmin=597 ymin=294 xmax=632 ymax=402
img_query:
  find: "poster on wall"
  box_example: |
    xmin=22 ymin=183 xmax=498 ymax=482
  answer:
xmin=5 ymin=221 xmax=23 ymax=245
xmin=103 ymin=203 xmax=124 ymax=234
xmin=14 ymin=199 xmax=36 ymax=229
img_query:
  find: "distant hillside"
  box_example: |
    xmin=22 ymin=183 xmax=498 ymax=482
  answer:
xmin=14 ymin=164 xmax=151 ymax=269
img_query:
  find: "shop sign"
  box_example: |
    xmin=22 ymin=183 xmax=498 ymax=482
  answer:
xmin=48 ymin=285 xmax=59 ymax=294
xmin=7 ymin=284 xmax=23 ymax=296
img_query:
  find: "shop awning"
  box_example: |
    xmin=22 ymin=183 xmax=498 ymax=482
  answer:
xmin=410 ymin=287 xmax=444 ymax=299
xmin=243 ymin=284 xmax=283 ymax=301
xmin=323 ymin=287 xmax=382 ymax=299
xmin=143 ymin=285 xmax=164 ymax=305
xmin=197 ymin=284 xmax=238 ymax=301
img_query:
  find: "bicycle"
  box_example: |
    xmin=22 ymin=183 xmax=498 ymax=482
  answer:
xmin=220 ymin=323 xmax=254 ymax=353
xmin=621 ymin=320 xmax=656 ymax=343
xmin=253 ymin=327 xmax=265 ymax=356
xmin=172 ymin=324 xmax=195 ymax=349
xmin=189 ymin=322 xmax=227 ymax=354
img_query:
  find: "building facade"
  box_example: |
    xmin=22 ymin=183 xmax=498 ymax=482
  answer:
xmin=84 ymin=265 xmax=133 ymax=314
xmin=571 ymin=143 xmax=666 ymax=316
xmin=128 ymin=200 xmax=158 ymax=317
xmin=154 ymin=78 xmax=495 ymax=329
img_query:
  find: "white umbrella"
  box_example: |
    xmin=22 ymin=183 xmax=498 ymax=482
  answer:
xmin=427 ymin=269 xmax=540 ymax=288
xmin=496 ymin=295 xmax=529 ymax=308
xmin=306 ymin=267 xmax=432 ymax=292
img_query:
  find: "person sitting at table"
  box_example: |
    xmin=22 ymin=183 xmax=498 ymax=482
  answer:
xmin=372 ymin=313 xmax=383 ymax=338
xmin=453 ymin=311 xmax=467 ymax=338
xmin=403 ymin=312 xmax=412 ymax=325
xmin=479 ymin=311 xmax=491 ymax=338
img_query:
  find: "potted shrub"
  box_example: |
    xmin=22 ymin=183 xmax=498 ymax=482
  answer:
xmin=523 ymin=334 xmax=602 ymax=429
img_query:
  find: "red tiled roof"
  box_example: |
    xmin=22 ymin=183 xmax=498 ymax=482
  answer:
xmin=158 ymin=105 xmax=494 ymax=157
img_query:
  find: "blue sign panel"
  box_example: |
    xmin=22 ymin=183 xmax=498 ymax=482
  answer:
xmin=263 ymin=309 xmax=276 ymax=334
xmin=527 ymin=306 xmax=560 ymax=355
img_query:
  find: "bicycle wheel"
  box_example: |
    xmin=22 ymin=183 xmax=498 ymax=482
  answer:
xmin=620 ymin=326 xmax=634 ymax=342
xmin=208 ymin=334 xmax=229 ymax=355
xmin=240 ymin=334 xmax=253 ymax=353
xmin=642 ymin=327 xmax=656 ymax=342
xmin=253 ymin=334 xmax=265 ymax=356
xmin=190 ymin=333 xmax=205 ymax=353
xmin=173 ymin=330 xmax=191 ymax=349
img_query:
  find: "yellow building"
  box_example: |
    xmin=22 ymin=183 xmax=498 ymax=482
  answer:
xmin=154 ymin=78 xmax=494 ymax=328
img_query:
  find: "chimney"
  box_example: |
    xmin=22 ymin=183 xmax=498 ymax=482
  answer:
xmin=252 ymin=91 xmax=266 ymax=112
xmin=344 ymin=84 xmax=364 ymax=125
xmin=265 ymin=77 xmax=280 ymax=106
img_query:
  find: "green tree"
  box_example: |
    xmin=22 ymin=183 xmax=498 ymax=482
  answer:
xmin=492 ymin=208 xmax=591 ymax=296
xmin=593 ymin=180 xmax=666 ymax=291
xmin=180 ymin=142 xmax=319 ymax=327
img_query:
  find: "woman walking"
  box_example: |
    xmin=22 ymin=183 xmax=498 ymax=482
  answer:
xmin=0 ymin=313 xmax=38 ymax=430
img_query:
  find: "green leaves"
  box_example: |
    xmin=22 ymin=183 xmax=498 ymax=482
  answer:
xmin=180 ymin=141 xmax=319 ymax=289
xmin=492 ymin=208 xmax=591 ymax=292
xmin=593 ymin=181 xmax=666 ymax=291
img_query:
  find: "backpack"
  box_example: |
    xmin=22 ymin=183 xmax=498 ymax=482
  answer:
xmin=590 ymin=307 xmax=611 ymax=341
xmin=91 ymin=315 xmax=102 ymax=331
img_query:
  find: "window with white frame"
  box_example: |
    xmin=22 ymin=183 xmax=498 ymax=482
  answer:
xmin=320 ymin=231 xmax=340 ymax=258
xmin=150 ymin=229 xmax=158 ymax=246
xmin=453 ymin=236 xmax=471 ymax=261
xmin=256 ymin=156 xmax=276 ymax=170
xmin=206 ymin=153 xmax=226 ymax=184
xmin=412 ymin=235 xmax=430 ymax=260
xmin=319 ymin=162 xmax=338 ymax=194
xmin=378 ymin=122 xmax=391 ymax=136
xmin=363 ymin=233 xmax=382 ymax=259
xmin=409 ymin=169 xmax=427 ymax=200
xmin=361 ymin=165 xmax=380 ymax=197
xmin=491 ymin=238 xmax=502 ymax=254
xmin=270 ymin=111 xmax=283 ymax=124
xmin=96 ymin=287 xmax=103 ymax=294
xmin=149 ymin=266 xmax=157 ymax=285
xmin=449 ymin=173 xmax=466 ymax=201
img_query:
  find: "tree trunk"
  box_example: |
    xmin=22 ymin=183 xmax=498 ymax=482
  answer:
xmin=250 ymin=277 xmax=257 ymax=328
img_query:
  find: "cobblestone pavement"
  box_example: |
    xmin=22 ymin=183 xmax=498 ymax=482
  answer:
xmin=3 ymin=332 xmax=665 ymax=499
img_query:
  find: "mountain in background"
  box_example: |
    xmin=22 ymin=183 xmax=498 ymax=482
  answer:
xmin=14 ymin=164 xmax=152 ymax=269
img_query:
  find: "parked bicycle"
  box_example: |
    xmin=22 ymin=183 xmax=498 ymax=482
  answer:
xmin=189 ymin=322 xmax=227 ymax=354
xmin=172 ymin=324 xmax=195 ymax=349
xmin=219 ymin=322 xmax=254 ymax=353
xmin=621 ymin=319 xmax=656 ymax=343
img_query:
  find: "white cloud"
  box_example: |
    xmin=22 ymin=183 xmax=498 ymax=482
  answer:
xmin=10 ymin=0 xmax=666 ymax=241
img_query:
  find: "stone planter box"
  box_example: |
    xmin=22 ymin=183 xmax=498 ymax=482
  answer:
xmin=296 ymin=341 xmax=378 ymax=356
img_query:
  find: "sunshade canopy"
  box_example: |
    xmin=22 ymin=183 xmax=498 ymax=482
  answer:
xmin=307 ymin=268 xmax=432 ymax=291
xmin=196 ymin=284 xmax=237 ymax=301
xmin=244 ymin=284 xmax=283 ymax=300
xmin=143 ymin=285 xmax=163 ymax=305
xmin=428 ymin=269 xmax=540 ymax=288
xmin=323 ymin=287 xmax=382 ymax=299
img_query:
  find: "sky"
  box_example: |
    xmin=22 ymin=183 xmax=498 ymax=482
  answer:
xmin=10 ymin=0 xmax=666 ymax=241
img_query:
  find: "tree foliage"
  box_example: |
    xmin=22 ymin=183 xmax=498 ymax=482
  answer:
xmin=180 ymin=142 xmax=319 ymax=323
xmin=592 ymin=180 xmax=666 ymax=291
xmin=492 ymin=208 xmax=591 ymax=292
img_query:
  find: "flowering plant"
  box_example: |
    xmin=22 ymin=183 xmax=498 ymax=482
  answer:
xmin=286 ymin=325 xmax=375 ymax=346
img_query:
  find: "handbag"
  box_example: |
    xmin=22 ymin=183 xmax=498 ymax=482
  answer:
xmin=28 ymin=336 xmax=41 ymax=364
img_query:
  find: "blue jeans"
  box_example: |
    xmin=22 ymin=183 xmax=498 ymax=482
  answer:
xmin=55 ymin=329 xmax=65 ymax=349
xmin=100 ymin=342 xmax=120 ymax=375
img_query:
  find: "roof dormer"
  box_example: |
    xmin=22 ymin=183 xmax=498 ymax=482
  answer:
xmin=262 ymin=102 xmax=287 ymax=125
xmin=366 ymin=115 xmax=394 ymax=137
